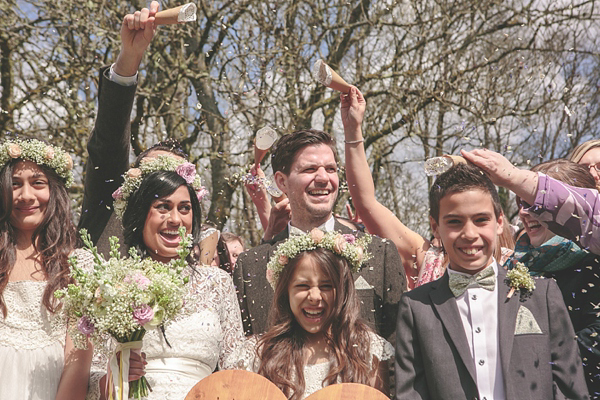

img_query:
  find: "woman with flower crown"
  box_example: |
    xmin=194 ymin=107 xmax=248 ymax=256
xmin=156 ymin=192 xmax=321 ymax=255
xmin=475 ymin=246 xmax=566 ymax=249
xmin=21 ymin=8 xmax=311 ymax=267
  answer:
xmin=0 ymin=138 xmax=92 ymax=399
xmin=84 ymin=155 xmax=244 ymax=400
xmin=232 ymin=228 xmax=393 ymax=399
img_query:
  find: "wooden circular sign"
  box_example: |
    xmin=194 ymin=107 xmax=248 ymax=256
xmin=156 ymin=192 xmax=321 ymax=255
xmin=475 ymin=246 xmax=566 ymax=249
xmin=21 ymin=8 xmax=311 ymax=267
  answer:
xmin=304 ymin=383 xmax=389 ymax=400
xmin=185 ymin=370 xmax=287 ymax=400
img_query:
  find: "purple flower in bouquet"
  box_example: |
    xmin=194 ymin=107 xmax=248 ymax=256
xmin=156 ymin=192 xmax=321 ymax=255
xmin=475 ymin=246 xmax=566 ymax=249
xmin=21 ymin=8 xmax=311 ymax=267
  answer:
xmin=343 ymin=234 xmax=356 ymax=244
xmin=133 ymin=304 xmax=155 ymax=326
xmin=78 ymin=316 xmax=95 ymax=335
xmin=176 ymin=162 xmax=196 ymax=184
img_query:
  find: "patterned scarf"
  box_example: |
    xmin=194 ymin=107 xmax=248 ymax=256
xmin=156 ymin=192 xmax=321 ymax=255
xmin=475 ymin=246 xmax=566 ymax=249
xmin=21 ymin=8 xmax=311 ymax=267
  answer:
xmin=504 ymin=233 xmax=588 ymax=275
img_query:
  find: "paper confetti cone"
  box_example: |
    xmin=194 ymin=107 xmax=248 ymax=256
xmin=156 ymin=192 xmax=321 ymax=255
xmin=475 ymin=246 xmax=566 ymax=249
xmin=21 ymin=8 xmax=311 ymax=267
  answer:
xmin=254 ymin=126 xmax=278 ymax=166
xmin=424 ymin=155 xmax=467 ymax=176
xmin=155 ymin=3 xmax=197 ymax=25
xmin=312 ymin=60 xmax=352 ymax=93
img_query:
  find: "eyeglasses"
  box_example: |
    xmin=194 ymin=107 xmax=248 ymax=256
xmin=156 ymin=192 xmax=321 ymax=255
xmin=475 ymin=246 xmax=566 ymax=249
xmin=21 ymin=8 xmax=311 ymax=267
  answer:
xmin=584 ymin=162 xmax=600 ymax=173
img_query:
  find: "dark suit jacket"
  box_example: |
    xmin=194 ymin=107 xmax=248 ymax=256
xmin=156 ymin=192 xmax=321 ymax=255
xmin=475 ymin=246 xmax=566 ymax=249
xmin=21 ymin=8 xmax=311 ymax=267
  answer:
xmin=394 ymin=267 xmax=590 ymax=400
xmin=77 ymin=67 xmax=136 ymax=256
xmin=233 ymin=219 xmax=406 ymax=341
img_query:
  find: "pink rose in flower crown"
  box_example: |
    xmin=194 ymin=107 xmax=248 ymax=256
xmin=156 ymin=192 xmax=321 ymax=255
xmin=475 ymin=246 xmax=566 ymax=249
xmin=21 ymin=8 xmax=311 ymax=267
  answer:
xmin=278 ymin=254 xmax=289 ymax=265
xmin=127 ymin=168 xmax=142 ymax=179
xmin=333 ymin=235 xmax=347 ymax=253
xmin=7 ymin=143 xmax=21 ymax=158
xmin=309 ymin=228 xmax=325 ymax=244
xmin=176 ymin=162 xmax=196 ymax=184
xmin=45 ymin=147 xmax=55 ymax=160
xmin=133 ymin=304 xmax=155 ymax=326
xmin=112 ymin=187 xmax=123 ymax=200
xmin=342 ymin=234 xmax=356 ymax=244
xmin=64 ymin=154 xmax=74 ymax=170
xmin=355 ymin=246 xmax=364 ymax=263
xmin=196 ymin=186 xmax=209 ymax=202
xmin=266 ymin=269 xmax=275 ymax=285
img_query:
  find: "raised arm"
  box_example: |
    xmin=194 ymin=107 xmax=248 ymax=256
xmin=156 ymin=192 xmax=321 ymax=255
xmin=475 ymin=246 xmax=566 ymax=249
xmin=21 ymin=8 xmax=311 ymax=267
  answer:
xmin=78 ymin=1 xmax=160 ymax=246
xmin=463 ymin=148 xmax=600 ymax=255
xmin=341 ymin=87 xmax=428 ymax=289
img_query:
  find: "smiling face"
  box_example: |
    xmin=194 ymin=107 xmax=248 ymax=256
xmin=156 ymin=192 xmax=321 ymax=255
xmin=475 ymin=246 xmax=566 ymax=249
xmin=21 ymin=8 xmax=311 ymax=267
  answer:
xmin=430 ymin=189 xmax=504 ymax=275
xmin=518 ymin=206 xmax=555 ymax=247
xmin=275 ymin=144 xmax=339 ymax=230
xmin=142 ymin=185 xmax=193 ymax=263
xmin=10 ymin=161 xmax=50 ymax=235
xmin=288 ymin=253 xmax=335 ymax=337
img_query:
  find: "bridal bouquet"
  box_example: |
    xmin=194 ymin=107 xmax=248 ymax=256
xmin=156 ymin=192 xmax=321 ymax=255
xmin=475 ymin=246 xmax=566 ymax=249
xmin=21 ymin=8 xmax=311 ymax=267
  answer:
xmin=55 ymin=228 xmax=192 ymax=399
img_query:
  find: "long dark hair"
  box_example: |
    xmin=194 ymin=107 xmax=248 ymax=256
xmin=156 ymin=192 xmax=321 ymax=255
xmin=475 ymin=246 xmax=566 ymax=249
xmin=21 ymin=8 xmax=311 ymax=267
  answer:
xmin=0 ymin=159 xmax=75 ymax=317
xmin=122 ymin=170 xmax=202 ymax=262
xmin=256 ymin=248 xmax=372 ymax=399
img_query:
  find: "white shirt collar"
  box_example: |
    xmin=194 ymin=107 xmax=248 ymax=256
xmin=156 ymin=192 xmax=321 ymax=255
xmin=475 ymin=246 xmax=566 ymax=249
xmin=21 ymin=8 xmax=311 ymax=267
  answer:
xmin=288 ymin=215 xmax=336 ymax=236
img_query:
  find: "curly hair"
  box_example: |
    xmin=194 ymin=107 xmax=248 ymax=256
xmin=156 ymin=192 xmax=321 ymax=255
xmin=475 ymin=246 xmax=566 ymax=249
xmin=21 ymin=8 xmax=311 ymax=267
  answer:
xmin=256 ymin=248 xmax=373 ymax=399
xmin=0 ymin=159 xmax=76 ymax=317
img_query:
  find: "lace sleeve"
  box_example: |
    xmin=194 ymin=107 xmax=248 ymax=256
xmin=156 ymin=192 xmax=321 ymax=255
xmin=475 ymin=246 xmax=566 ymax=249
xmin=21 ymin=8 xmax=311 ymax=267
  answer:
xmin=369 ymin=331 xmax=394 ymax=362
xmin=227 ymin=335 xmax=260 ymax=372
xmin=215 ymin=268 xmax=246 ymax=370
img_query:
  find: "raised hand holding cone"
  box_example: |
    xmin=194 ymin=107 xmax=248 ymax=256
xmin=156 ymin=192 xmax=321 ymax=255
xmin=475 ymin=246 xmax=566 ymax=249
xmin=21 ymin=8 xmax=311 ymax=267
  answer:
xmin=312 ymin=60 xmax=352 ymax=93
xmin=155 ymin=3 xmax=197 ymax=25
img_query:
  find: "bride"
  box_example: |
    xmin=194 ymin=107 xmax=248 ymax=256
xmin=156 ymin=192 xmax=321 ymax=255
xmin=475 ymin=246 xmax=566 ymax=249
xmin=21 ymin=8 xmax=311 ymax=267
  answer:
xmin=84 ymin=156 xmax=244 ymax=399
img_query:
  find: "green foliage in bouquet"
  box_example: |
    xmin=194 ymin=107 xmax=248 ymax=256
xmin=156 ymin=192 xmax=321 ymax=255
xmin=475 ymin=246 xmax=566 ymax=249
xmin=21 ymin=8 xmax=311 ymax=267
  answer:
xmin=55 ymin=228 xmax=193 ymax=398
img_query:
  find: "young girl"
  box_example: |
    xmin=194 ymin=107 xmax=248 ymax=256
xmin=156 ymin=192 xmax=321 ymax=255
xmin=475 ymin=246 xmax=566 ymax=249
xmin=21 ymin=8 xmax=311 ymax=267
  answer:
xmin=0 ymin=138 xmax=92 ymax=399
xmin=234 ymin=229 xmax=393 ymax=399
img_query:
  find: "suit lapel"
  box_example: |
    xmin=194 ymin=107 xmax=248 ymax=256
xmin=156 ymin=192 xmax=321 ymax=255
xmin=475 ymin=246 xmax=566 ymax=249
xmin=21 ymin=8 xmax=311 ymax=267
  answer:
xmin=496 ymin=267 xmax=519 ymax=394
xmin=429 ymin=273 xmax=477 ymax=383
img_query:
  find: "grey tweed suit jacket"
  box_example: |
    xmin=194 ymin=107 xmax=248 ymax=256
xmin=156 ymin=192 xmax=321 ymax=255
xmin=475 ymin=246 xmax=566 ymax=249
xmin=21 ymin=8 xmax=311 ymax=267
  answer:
xmin=233 ymin=220 xmax=406 ymax=342
xmin=394 ymin=267 xmax=589 ymax=400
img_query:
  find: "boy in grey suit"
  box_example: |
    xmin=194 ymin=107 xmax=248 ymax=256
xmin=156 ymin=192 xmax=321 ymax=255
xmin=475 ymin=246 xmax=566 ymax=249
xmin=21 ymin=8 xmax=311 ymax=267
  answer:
xmin=395 ymin=164 xmax=589 ymax=399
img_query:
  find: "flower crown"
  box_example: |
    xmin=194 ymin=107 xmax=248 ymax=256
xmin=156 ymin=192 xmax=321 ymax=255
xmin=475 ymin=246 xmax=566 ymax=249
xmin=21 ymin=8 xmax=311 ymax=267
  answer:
xmin=266 ymin=228 xmax=372 ymax=289
xmin=112 ymin=155 xmax=206 ymax=219
xmin=0 ymin=138 xmax=74 ymax=187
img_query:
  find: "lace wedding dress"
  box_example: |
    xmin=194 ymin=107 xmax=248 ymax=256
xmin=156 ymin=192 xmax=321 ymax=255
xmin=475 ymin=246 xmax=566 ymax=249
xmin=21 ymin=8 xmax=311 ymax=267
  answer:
xmin=0 ymin=280 xmax=66 ymax=399
xmin=233 ymin=331 xmax=394 ymax=399
xmin=77 ymin=249 xmax=245 ymax=400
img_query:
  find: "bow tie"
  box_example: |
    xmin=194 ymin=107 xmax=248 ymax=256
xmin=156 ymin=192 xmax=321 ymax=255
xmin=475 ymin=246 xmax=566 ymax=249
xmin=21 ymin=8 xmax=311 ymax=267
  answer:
xmin=448 ymin=265 xmax=496 ymax=297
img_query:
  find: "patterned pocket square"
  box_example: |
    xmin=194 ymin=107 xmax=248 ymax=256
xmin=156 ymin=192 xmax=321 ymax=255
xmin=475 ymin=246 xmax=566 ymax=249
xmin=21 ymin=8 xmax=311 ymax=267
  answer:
xmin=514 ymin=306 xmax=543 ymax=335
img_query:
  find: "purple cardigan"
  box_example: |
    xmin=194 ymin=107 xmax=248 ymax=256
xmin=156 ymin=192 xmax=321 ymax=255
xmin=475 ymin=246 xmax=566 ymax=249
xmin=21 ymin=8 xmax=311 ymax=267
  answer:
xmin=527 ymin=173 xmax=600 ymax=255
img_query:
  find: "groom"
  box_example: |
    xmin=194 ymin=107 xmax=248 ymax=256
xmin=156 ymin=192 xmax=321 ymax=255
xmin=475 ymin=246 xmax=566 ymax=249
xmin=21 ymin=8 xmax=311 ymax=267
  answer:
xmin=233 ymin=128 xmax=406 ymax=341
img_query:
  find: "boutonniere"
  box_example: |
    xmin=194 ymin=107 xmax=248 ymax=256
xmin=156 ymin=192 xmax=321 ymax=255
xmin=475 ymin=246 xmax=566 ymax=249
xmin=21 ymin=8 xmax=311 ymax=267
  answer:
xmin=505 ymin=262 xmax=536 ymax=298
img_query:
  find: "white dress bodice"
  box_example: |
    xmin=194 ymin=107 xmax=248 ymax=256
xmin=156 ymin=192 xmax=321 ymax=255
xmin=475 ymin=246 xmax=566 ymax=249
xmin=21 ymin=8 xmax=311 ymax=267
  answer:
xmin=0 ymin=280 xmax=66 ymax=400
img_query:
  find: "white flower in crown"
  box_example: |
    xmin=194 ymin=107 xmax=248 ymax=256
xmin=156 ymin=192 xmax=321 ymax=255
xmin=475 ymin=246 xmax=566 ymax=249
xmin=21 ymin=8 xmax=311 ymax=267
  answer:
xmin=113 ymin=155 xmax=203 ymax=220
xmin=265 ymin=228 xmax=372 ymax=289
xmin=0 ymin=138 xmax=74 ymax=187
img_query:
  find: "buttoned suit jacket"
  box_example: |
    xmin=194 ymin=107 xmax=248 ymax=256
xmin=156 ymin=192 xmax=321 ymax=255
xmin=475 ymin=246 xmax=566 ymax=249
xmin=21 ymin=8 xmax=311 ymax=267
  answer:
xmin=77 ymin=67 xmax=136 ymax=257
xmin=394 ymin=267 xmax=589 ymax=400
xmin=233 ymin=219 xmax=406 ymax=342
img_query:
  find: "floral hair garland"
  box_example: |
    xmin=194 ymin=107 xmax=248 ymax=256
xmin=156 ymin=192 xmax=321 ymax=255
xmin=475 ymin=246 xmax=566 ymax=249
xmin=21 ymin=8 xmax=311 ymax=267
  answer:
xmin=266 ymin=228 xmax=372 ymax=289
xmin=112 ymin=155 xmax=206 ymax=219
xmin=0 ymin=138 xmax=74 ymax=187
